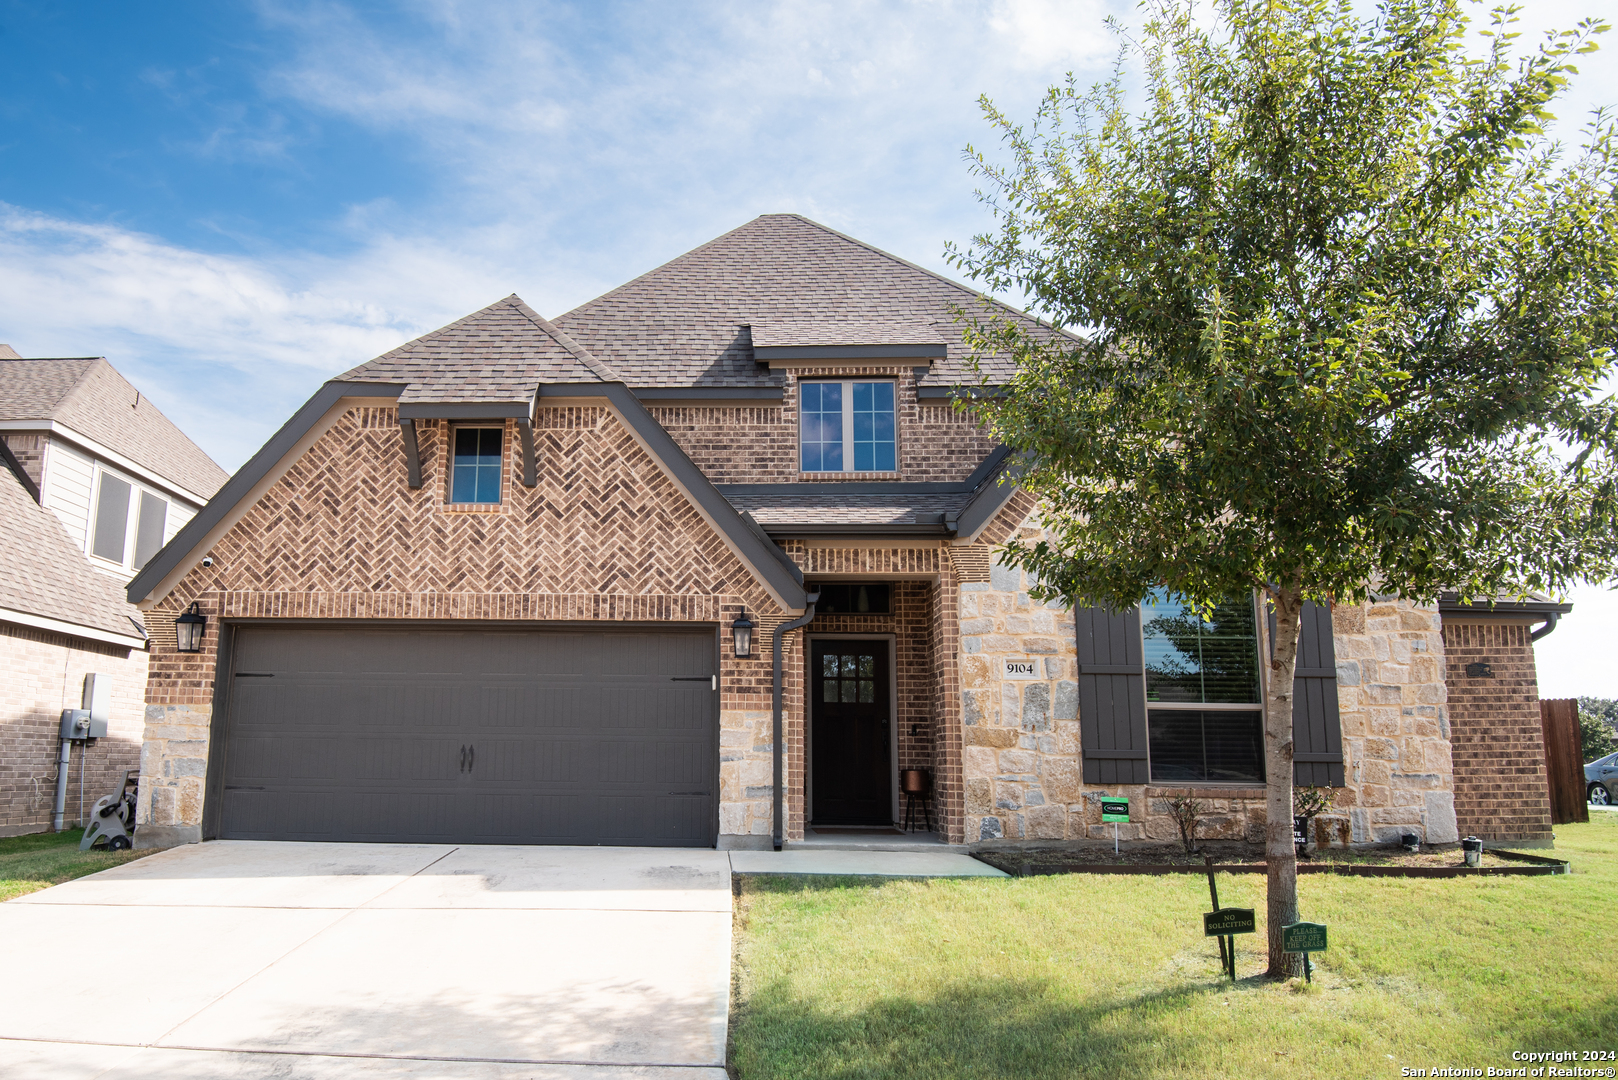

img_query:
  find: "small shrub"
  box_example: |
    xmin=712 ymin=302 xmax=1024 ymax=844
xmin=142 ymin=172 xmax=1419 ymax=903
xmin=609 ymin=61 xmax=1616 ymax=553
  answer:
xmin=1293 ymin=786 xmax=1336 ymax=855
xmin=1164 ymin=795 xmax=1205 ymax=855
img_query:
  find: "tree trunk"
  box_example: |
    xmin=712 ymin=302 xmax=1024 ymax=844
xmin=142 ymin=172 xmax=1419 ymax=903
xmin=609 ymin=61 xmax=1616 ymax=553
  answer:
xmin=1265 ymin=587 xmax=1304 ymax=979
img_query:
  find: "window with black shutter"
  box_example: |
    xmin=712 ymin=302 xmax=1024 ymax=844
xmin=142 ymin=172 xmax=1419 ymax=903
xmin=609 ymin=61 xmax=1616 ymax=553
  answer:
xmin=1076 ymin=593 xmax=1343 ymax=787
xmin=1269 ymin=601 xmax=1345 ymax=787
xmin=1074 ymin=605 xmax=1149 ymax=784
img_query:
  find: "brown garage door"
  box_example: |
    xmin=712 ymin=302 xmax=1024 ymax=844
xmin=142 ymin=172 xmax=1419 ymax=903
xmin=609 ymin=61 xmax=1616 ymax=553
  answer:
xmin=212 ymin=625 xmax=717 ymax=846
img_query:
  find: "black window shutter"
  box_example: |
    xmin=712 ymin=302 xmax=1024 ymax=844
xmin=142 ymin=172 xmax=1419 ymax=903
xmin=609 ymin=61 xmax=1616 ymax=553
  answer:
xmin=1074 ymin=606 xmax=1149 ymax=784
xmin=1269 ymin=600 xmax=1345 ymax=787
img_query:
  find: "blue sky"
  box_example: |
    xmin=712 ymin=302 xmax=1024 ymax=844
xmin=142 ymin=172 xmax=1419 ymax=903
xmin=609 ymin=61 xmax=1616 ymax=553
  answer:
xmin=2 ymin=0 xmax=1614 ymax=697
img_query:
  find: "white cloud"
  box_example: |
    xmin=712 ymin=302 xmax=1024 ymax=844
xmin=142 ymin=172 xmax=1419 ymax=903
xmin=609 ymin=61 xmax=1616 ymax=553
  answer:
xmin=990 ymin=0 xmax=1120 ymax=69
xmin=0 ymin=205 xmax=526 ymax=468
xmin=1533 ymin=583 xmax=1618 ymax=700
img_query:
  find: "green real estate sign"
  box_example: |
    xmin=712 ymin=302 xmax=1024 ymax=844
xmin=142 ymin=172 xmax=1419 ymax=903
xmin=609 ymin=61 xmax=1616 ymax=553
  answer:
xmin=1100 ymin=797 xmax=1129 ymax=823
xmin=1282 ymin=922 xmax=1328 ymax=953
xmin=1203 ymin=908 xmax=1256 ymax=936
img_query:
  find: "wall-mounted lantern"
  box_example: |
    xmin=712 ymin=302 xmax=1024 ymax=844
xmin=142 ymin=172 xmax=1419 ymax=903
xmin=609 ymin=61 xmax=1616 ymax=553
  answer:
xmin=731 ymin=612 xmax=755 ymax=659
xmin=175 ymin=602 xmax=207 ymax=653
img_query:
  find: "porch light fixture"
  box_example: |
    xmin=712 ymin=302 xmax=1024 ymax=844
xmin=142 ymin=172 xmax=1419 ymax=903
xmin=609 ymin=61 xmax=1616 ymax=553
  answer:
xmin=731 ymin=612 xmax=755 ymax=659
xmin=174 ymin=602 xmax=207 ymax=653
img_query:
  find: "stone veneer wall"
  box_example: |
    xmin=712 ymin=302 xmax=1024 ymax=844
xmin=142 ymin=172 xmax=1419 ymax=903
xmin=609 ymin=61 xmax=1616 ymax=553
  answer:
xmin=1 ymin=622 xmax=146 ymax=835
xmin=959 ymin=515 xmax=1458 ymax=847
xmin=138 ymin=403 xmax=787 ymax=848
xmin=1441 ymin=620 xmax=1554 ymax=844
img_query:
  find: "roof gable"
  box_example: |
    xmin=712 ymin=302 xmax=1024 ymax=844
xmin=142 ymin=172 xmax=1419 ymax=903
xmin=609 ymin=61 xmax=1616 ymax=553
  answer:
xmin=342 ymin=294 xmax=621 ymax=406
xmin=551 ymin=213 xmax=1060 ymax=388
xmin=0 ymin=357 xmax=229 ymax=500
xmin=0 ymin=464 xmax=145 ymax=643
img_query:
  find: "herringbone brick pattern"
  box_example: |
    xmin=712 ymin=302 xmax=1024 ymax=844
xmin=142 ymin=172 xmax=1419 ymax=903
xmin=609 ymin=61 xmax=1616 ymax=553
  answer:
xmin=975 ymin=489 xmax=1039 ymax=548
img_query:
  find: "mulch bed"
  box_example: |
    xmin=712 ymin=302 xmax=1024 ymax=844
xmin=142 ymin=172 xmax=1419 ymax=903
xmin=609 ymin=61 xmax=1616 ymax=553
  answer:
xmin=973 ymin=844 xmax=1570 ymax=879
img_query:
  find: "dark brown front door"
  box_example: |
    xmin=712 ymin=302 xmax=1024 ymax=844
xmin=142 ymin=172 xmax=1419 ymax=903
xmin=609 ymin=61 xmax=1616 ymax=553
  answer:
xmin=811 ymin=640 xmax=891 ymax=826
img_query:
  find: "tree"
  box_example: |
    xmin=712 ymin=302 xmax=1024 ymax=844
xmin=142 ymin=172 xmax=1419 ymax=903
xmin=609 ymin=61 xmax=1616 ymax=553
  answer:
xmin=950 ymin=0 xmax=1618 ymax=977
xmin=1579 ymin=697 xmax=1618 ymax=760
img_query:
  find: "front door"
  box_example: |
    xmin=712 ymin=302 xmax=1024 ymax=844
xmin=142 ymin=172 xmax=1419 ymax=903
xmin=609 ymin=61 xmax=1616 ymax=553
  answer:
xmin=811 ymin=640 xmax=891 ymax=826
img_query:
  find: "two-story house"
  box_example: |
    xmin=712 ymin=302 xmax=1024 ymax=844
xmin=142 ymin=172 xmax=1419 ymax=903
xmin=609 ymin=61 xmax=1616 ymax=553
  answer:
xmin=122 ymin=216 xmax=1565 ymax=852
xmin=0 ymin=350 xmax=228 ymax=835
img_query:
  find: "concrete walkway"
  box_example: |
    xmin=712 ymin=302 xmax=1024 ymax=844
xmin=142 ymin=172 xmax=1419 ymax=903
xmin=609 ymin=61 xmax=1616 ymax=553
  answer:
xmin=0 ymin=842 xmax=734 ymax=1079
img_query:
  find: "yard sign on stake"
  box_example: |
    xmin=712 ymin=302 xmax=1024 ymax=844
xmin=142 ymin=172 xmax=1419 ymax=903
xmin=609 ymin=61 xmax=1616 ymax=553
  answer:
xmin=1281 ymin=922 xmax=1328 ymax=983
xmin=1100 ymin=796 xmax=1128 ymax=854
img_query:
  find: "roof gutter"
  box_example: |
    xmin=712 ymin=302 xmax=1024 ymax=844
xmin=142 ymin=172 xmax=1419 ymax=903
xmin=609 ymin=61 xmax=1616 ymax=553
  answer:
xmin=773 ymin=593 xmax=818 ymax=851
xmin=1530 ymin=611 xmax=1561 ymax=641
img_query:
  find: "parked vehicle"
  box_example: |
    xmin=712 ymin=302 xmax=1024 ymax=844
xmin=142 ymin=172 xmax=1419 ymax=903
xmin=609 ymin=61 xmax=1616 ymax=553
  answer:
xmin=1588 ymin=752 xmax=1618 ymax=806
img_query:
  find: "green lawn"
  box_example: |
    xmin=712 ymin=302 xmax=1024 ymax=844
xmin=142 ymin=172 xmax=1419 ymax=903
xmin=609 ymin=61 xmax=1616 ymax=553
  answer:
xmin=730 ymin=816 xmax=1618 ymax=1079
xmin=0 ymin=827 xmax=153 ymax=902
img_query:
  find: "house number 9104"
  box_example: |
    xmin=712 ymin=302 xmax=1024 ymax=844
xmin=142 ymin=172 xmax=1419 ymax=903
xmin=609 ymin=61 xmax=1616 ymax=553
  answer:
xmin=1003 ymin=660 xmax=1040 ymax=679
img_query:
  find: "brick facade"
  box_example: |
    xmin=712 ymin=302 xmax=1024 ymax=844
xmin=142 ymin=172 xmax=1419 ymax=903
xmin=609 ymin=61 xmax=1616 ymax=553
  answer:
xmin=138 ymin=402 xmax=786 ymax=845
xmin=1 ymin=622 xmax=146 ymax=836
xmin=1441 ymin=620 xmax=1554 ymax=844
xmin=651 ymin=371 xmax=996 ymax=485
xmin=0 ymin=432 xmax=46 ymax=489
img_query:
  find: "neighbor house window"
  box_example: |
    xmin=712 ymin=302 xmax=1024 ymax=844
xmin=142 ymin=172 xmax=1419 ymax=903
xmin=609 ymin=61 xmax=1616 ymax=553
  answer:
xmin=91 ymin=470 xmax=171 ymax=570
xmin=91 ymin=473 xmax=132 ymax=562
xmin=451 ymin=427 xmax=503 ymax=504
xmin=133 ymin=490 xmax=168 ymax=569
xmin=799 ymin=380 xmax=895 ymax=473
xmin=1142 ymin=591 xmax=1265 ymax=783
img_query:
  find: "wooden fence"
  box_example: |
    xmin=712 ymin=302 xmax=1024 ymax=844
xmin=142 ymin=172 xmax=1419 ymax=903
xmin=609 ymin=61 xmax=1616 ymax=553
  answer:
xmin=1539 ymin=698 xmax=1590 ymax=825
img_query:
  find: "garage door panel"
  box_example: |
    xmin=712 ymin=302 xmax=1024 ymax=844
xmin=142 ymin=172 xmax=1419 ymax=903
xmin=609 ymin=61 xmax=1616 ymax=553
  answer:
xmin=218 ymin=626 xmax=716 ymax=846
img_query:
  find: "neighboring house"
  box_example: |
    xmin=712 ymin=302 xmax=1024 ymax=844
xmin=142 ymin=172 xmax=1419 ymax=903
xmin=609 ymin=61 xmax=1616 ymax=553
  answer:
xmin=0 ymin=351 xmax=228 ymax=836
xmin=122 ymin=216 xmax=1569 ymax=851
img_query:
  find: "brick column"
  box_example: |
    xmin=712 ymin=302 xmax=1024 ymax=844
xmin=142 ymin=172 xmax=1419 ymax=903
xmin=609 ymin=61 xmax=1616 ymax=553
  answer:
xmin=1442 ymin=620 xmax=1554 ymax=844
xmin=932 ymin=563 xmax=965 ymax=843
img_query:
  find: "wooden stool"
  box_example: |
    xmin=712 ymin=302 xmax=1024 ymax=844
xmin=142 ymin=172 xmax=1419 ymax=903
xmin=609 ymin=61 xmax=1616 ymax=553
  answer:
xmin=901 ymin=769 xmax=934 ymax=833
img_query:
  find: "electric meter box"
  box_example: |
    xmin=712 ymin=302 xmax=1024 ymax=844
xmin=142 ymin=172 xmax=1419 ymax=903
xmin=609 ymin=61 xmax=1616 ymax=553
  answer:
xmin=59 ymin=708 xmax=104 ymax=740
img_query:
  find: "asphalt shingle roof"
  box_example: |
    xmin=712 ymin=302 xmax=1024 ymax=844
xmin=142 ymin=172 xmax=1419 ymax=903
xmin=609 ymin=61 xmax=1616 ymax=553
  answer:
xmin=342 ymin=295 xmax=620 ymax=403
xmin=0 ymin=463 xmax=145 ymax=640
xmin=0 ymin=358 xmax=228 ymax=500
xmin=552 ymin=214 xmax=1063 ymax=389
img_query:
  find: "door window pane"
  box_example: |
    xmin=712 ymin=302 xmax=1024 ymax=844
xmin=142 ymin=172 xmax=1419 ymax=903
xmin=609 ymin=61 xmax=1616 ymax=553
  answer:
xmin=851 ymin=381 xmax=895 ymax=471
xmin=92 ymin=474 xmax=131 ymax=562
xmin=800 ymin=382 xmax=843 ymax=472
xmin=1142 ymin=592 xmax=1259 ymax=704
xmin=133 ymin=491 xmax=168 ymax=569
xmin=451 ymin=428 xmax=503 ymax=504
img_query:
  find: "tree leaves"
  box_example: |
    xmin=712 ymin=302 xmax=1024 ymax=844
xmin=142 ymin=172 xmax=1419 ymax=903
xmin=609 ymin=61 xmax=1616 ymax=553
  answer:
xmin=951 ymin=0 xmax=1618 ymax=616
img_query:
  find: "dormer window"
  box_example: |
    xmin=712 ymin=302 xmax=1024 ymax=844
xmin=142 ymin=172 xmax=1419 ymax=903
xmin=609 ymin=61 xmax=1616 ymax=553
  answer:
xmin=800 ymin=380 xmax=896 ymax=473
xmin=451 ymin=427 xmax=504 ymax=504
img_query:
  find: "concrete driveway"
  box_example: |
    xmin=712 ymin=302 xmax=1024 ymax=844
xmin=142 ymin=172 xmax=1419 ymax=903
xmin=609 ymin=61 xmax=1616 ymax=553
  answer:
xmin=0 ymin=842 xmax=733 ymax=1079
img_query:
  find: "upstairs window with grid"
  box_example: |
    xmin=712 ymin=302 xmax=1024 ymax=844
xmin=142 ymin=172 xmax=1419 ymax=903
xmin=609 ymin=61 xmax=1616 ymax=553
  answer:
xmin=451 ymin=428 xmax=503 ymax=504
xmin=799 ymin=380 xmax=896 ymax=473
